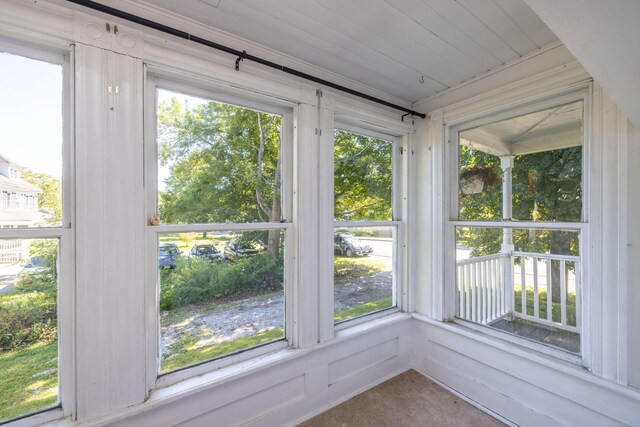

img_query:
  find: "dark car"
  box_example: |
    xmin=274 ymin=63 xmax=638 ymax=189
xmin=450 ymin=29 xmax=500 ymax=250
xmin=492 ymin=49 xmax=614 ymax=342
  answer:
xmin=223 ymin=241 xmax=263 ymax=262
xmin=189 ymin=244 xmax=223 ymax=262
xmin=334 ymin=234 xmax=373 ymax=257
xmin=159 ymin=243 xmax=180 ymax=269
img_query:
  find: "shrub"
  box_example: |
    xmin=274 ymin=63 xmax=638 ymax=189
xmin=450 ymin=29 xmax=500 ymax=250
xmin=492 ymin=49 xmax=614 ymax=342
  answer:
xmin=0 ymin=271 xmax=57 ymax=352
xmin=160 ymin=253 xmax=283 ymax=310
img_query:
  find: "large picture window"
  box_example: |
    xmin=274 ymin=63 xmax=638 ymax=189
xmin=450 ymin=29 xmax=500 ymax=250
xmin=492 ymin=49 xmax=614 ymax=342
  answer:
xmin=0 ymin=48 xmax=69 ymax=422
xmin=451 ymin=99 xmax=584 ymax=354
xmin=149 ymin=84 xmax=291 ymax=375
xmin=333 ymin=128 xmax=400 ymax=324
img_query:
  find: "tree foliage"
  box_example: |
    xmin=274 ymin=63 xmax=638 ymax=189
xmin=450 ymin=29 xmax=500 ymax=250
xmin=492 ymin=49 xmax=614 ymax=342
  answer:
xmin=334 ymin=130 xmax=392 ymax=221
xmin=459 ymin=145 xmax=582 ymax=257
xmin=158 ymin=98 xmax=281 ymax=225
xmin=21 ymin=169 xmax=62 ymax=225
xmin=158 ymin=98 xmax=395 ymax=256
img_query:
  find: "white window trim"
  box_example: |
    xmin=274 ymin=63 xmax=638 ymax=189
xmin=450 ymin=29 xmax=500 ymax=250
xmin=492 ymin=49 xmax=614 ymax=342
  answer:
xmin=442 ymin=86 xmax=592 ymax=364
xmin=144 ymin=71 xmax=296 ymax=389
xmin=0 ymin=42 xmax=75 ymax=422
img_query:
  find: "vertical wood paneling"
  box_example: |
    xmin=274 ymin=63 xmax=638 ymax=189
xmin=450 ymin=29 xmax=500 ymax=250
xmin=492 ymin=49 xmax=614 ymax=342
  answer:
xmin=75 ymin=44 xmax=146 ymax=420
xmin=292 ymin=103 xmax=319 ymax=348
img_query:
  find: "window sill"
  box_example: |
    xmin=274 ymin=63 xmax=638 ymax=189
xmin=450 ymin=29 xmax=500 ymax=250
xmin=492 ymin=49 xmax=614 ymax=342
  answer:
xmin=2 ymin=407 xmax=64 ymax=427
xmin=95 ymin=312 xmax=410 ymax=426
xmin=413 ymin=313 xmax=587 ymax=371
xmin=334 ymin=307 xmax=401 ymax=332
xmin=155 ymin=339 xmax=289 ymax=389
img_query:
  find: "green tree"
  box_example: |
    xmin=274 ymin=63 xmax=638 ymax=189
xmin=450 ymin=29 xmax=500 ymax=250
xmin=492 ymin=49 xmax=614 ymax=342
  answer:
xmin=21 ymin=169 xmax=62 ymax=225
xmin=334 ymin=130 xmax=392 ymax=221
xmin=459 ymin=146 xmax=582 ymax=302
xmin=158 ymin=98 xmax=282 ymax=257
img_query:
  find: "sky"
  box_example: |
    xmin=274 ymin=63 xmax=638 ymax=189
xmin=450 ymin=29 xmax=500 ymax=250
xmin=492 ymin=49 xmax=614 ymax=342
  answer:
xmin=0 ymin=51 xmax=63 ymax=179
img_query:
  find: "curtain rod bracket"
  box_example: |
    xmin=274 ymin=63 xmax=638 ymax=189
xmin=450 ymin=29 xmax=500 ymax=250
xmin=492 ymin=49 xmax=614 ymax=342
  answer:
xmin=235 ymin=50 xmax=246 ymax=71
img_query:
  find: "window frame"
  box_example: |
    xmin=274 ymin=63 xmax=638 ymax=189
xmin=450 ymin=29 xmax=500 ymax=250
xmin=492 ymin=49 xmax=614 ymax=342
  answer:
xmin=144 ymin=72 xmax=295 ymax=388
xmin=443 ymin=88 xmax=591 ymax=364
xmin=332 ymin=123 xmax=405 ymax=330
xmin=0 ymin=39 xmax=74 ymax=422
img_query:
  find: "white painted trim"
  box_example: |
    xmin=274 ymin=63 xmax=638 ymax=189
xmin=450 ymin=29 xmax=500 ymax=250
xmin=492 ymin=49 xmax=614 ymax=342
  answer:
xmin=291 ymin=103 xmax=319 ymax=348
xmin=151 ymin=222 xmax=291 ymax=233
xmin=451 ymin=221 xmax=585 ymax=231
xmin=334 ymin=220 xmax=401 ymax=228
xmin=76 ymin=314 xmax=411 ymax=427
xmin=414 ymin=370 xmax=517 ymax=427
xmin=318 ymin=102 xmax=336 ymax=343
xmin=440 ymin=82 xmax=591 ymax=357
xmin=156 ymin=340 xmax=289 ymax=389
xmin=151 ymin=72 xmax=297 ymax=116
xmin=412 ymin=315 xmax=640 ymax=426
xmin=413 ymin=41 xmax=566 ymax=108
xmin=0 ymin=227 xmax=67 ymax=239
xmin=334 ymin=307 xmax=402 ymax=331
xmin=452 ymin=318 xmax=584 ymax=365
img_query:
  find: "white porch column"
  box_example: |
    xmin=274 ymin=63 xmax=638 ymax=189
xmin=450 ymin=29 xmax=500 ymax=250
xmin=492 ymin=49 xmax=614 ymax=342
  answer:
xmin=500 ymin=156 xmax=515 ymax=316
xmin=500 ymin=156 xmax=515 ymax=251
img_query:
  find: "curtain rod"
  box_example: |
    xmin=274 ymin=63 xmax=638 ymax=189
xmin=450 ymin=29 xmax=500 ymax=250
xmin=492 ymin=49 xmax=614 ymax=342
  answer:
xmin=65 ymin=0 xmax=426 ymax=120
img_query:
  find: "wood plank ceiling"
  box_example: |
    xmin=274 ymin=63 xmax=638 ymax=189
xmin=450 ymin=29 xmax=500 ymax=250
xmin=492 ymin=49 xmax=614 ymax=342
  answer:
xmin=140 ymin=0 xmax=558 ymax=103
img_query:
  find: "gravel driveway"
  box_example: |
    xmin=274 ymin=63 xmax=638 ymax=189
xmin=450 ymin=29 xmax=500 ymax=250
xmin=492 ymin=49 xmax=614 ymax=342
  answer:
xmin=161 ymin=270 xmax=393 ymax=358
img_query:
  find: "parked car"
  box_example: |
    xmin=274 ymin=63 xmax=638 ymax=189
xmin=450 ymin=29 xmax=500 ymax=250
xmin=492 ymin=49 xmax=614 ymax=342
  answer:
xmin=334 ymin=234 xmax=373 ymax=257
xmin=158 ymin=243 xmax=180 ymax=269
xmin=15 ymin=257 xmax=52 ymax=285
xmin=189 ymin=244 xmax=223 ymax=262
xmin=223 ymin=241 xmax=263 ymax=261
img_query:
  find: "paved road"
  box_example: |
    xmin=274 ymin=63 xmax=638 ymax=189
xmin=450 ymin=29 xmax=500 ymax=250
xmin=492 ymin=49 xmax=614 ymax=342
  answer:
xmin=0 ymin=263 xmax=21 ymax=295
xmin=359 ymin=238 xmax=392 ymax=259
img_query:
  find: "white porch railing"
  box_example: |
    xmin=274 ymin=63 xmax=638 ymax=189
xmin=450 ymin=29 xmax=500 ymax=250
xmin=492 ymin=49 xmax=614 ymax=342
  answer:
xmin=512 ymin=252 xmax=580 ymax=333
xmin=0 ymin=239 xmax=24 ymax=263
xmin=456 ymin=253 xmax=510 ymax=324
xmin=457 ymin=251 xmax=580 ymax=333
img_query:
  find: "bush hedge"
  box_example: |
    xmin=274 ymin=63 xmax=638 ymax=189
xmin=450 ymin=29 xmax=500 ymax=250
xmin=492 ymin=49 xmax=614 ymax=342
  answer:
xmin=0 ymin=271 xmax=57 ymax=352
xmin=160 ymin=253 xmax=283 ymax=310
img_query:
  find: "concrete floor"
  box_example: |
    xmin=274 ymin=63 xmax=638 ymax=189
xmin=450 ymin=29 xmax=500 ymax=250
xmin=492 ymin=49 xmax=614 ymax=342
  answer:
xmin=298 ymin=370 xmax=505 ymax=427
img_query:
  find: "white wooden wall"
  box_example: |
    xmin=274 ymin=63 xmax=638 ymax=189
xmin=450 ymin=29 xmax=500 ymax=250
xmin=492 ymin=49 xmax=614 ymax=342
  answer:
xmin=2 ymin=1 xmax=640 ymax=426
xmin=411 ymin=40 xmax=640 ymax=426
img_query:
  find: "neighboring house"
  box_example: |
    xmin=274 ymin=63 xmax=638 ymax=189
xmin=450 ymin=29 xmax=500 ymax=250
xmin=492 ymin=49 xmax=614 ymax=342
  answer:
xmin=0 ymin=154 xmax=44 ymax=262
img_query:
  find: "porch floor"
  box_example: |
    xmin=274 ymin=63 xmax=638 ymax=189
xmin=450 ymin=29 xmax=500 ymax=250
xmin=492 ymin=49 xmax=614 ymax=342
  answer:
xmin=298 ymin=370 xmax=504 ymax=427
xmin=490 ymin=317 xmax=580 ymax=353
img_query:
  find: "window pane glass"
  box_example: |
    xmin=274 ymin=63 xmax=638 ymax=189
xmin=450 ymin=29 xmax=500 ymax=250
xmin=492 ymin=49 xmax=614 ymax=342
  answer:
xmin=157 ymin=89 xmax=283 ymax=224
xmin=459 ymin=101 xmax=583 ymax=222
xmin=159 ymin=230 xmax=285 ymax=373
xmin=0 ymin=238 xmax=59 ymax=421
xmin=334 ymin=130 xmax=393 ymax=221
xmin=0 ymin=52 xmax=64 ymax=227
xmin=456 ymin=227 xmax=580 ymax=353
xmin=334 ymin=227 xmax=394 ymax=323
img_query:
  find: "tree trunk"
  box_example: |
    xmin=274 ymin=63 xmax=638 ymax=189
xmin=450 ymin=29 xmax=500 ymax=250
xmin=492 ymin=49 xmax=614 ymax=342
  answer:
xmin=267 ymin=195 xmax=281 ymax=258
xmin=549 ymin=232 xmax=569 ymax=303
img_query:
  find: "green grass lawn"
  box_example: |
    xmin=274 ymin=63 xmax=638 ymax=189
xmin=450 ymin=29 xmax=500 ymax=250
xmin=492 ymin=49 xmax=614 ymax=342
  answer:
xmin=334 ymin=255 xmax=389 ymax=282
xmin=161 ymin=328 xmax=284 ymax=373
xmin=334 ymin=296 xmax=393 ymax=323
xmin=0 ymin=341 xmax=58 ymax=422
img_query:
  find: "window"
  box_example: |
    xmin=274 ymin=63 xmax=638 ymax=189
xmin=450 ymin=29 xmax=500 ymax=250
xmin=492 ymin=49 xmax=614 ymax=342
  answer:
xmin=333 ymin=128 xmax=400 ymax=323
xmin=149 ymin=83 xmax=291 ymax=375
xmin=0 ymin=48 xmax=69 ymax=422
xmin=450 ymin=99 xmax=584 ymax=354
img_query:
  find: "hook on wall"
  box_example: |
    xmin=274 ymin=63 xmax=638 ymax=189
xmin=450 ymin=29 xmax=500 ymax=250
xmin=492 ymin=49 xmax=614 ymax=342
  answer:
xmin=419 ymin=75 xmax=425 ymax=84
xmin=235 ymin=50 xmax=247 ymax=71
